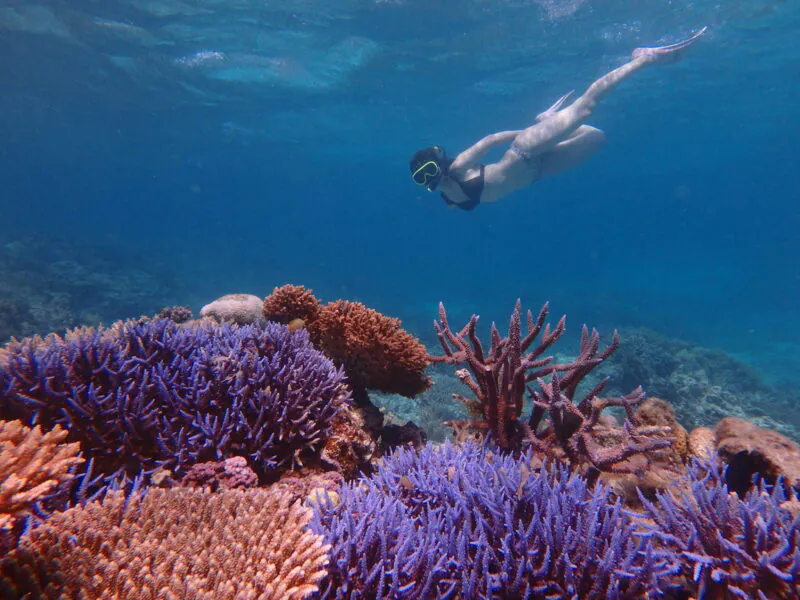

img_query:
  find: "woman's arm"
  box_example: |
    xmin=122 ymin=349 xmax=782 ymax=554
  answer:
xmin=450 ymin=130 xmax=521 ymax=171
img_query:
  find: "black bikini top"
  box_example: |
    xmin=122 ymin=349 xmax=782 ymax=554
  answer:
xmin=441 ymin=165 xmax=485 ymax=211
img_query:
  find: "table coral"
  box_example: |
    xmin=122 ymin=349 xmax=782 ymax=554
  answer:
xmin=0 ymin=318 xmax=350 ymax=499
xmin=0 ymin=487 xmax=330 ymax=600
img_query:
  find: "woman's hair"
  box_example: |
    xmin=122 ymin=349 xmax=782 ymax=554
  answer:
xmin=409 ymin=146 xmax=446 ymax=172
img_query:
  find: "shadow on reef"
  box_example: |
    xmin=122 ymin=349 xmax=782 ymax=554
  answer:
xmin=0 ymin=235 xmax=188 ymax=342
xmin=1 ymin=287 xmax=799 ymax=599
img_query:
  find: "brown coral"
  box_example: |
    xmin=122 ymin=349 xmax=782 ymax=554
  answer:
xmin=0 ymin=420 xmax=83 ymax=530
xmin=263 ymin=284 xmax=322 ymax=324
xmin=309 ymin=300 xmax=431 ymax=398
xmin=634 ymin=397 xmax=690 ymax=465
xmin=1 ymin=487 xmax=329 ymax=600
xmin=320 ymin=403 xmax=376 ymax=478
xmin=687 ymin=426 xmax=716 ymax=461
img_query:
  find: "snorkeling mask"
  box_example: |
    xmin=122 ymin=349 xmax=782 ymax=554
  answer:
xmin=410 ymin=146 xmax=448 ymax=191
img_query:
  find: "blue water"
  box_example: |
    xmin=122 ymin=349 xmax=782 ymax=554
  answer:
xmin=1 ymin=0 xmax=799 ymax=380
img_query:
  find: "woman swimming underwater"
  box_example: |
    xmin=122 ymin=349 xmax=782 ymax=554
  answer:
xmin=409 ymin=27 xmax=708 ymax=211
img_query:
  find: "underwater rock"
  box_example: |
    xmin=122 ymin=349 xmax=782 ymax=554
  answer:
xmin=714 ymin=417 xmax=800 ymax=494
xmin=199 ymin=293 xmax=263 ymax=324
xmin=687 ymin=426 xmax=716 ymax=461
xmin=379 ymin=420 xmax=427 ymax=452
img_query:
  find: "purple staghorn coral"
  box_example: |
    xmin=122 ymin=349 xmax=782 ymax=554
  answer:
xmin=311 ymin=442 xmax=677 ymax=599
xmin=641 ymin=460 xmax=800 ymax=600
xmin=430 ymin=300 xmax=671 ymax=473
xmin=0 ymin=319 xmax=349 ymax=498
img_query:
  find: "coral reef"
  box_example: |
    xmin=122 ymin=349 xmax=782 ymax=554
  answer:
xmin=0 ymin=235 xmax=185 ymax=342
xmin=262 ymin=285 xmax=431 ymax=399
xmin=642 ymin=460 xmax=800 ymax=600
xmin=0 ymin=487 xmax=330 ymax=600
xmin=0 ymin=420 xmax=83 ymax=530
xmin=312 ymin=442 xmax=676 ymax=599
xmin=431 ymin=300 xmax=672 ymax=474
xmin=200 ymin=293 xmax=264 ymax=324
xmin=0 ymin=319 xmax=350 ymax=498
xmin=607 ymin=327 xmax=800 ymax=440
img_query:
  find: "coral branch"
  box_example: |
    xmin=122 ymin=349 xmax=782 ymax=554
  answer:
xmin=432 ymin=300 xmax=673 ymax=471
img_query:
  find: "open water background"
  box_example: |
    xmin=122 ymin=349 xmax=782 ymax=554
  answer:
xmin=1 ymin=0 xmax=798 ymax=382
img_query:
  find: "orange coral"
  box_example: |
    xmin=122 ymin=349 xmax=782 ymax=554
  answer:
xmin=263 ymin=284 xmax=322 ymax=324
xmin=0 ymin=420 xmax=83 ymax=530
xmin=309 ymin=300 xmax=431 ymax=398
xmin=2 ymin=487 xmax=329 ymax=600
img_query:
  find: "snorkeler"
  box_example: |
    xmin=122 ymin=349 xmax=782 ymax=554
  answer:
xmin=410 ymin=27 xmax=708 ymax=211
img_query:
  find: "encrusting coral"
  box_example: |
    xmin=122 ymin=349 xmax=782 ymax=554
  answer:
xmin=263 ymin=285 xmax=431 ymax=399
xmin=0 ymin=420 xmax=83 ymax=530
xmin=0 ymin=487 xmax=330 ymax=600
xmin=0 ymin=318 xmax=350 ymax=499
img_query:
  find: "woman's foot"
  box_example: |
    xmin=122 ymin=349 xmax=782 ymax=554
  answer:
xmin=632 ymin=26 xmax=708 ymax=63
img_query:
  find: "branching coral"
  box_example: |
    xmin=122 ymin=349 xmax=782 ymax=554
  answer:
xmin=0 ymin=487 xmax=330 ymax=600
xmin=0 ymin=420 xmax=83 ymax=529
xmin=641 ymin=460 xmax=800 ymax=600
xmin=312 ymin=442 xmax=676 ymax=599
xmin=0 ymin=319 xmax=349 ymax=498
xmin=431 ymin=300 xmax=671 ymax=471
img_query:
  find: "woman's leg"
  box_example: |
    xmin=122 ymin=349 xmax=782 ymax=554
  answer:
xmin=512 ymin=27 xmax=707 ymax=157
xmin=538 ymin=125 xmax=606 ymax=178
